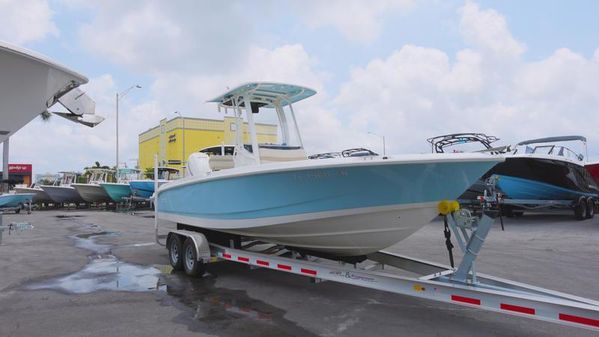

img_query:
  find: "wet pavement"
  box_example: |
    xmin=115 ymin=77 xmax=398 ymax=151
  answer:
xmin=0 ymin=210 xmax=597 ymax=337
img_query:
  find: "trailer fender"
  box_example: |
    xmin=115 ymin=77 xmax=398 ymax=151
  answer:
xmin=167 ymin=230 xmax=211 ymax=263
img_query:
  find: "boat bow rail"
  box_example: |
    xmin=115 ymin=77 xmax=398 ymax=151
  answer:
xmin=159 ymin=201 xmax=599 ymax=331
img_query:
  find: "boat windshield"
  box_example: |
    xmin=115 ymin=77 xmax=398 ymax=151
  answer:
xmin=524 ymin=145 xmax=584 ymax=161
xmin=251 ymin=104 xmax=302 ymax=150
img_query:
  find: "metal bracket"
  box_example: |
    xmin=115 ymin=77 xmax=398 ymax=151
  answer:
xmin=446 ymin=210 xmax=497 ymax=283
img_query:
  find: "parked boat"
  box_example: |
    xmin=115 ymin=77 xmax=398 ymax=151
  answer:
xmin=40 ymin=172 xmax=85 ymax=204
xmin=156 ymin=82 xmax=502 ymax=257
xmin=72 ymin=168 xmax=114 ymax=203
xmin=100 ymin=168 xmax=140 ymax=202
xmin=0 ymin=193 xmax=35 ymax=208
xmin=492 ymin=136 xmax=598 ymax=200
xmin=129 ymin=168 xmax=180 ymax=199
xmin=15 ymin=184 xmax=53 ymax=203
xmin=428 ymin=134 xmax=599 ymax=198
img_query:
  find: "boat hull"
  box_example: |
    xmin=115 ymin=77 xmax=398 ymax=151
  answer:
xmin=72 ymin=184 xmax=111 ymax=203
xmin=40 ymin=185 xmax=84 ymax=204
xmin=157 ymin=155 xmax=500 ymax=256
xmin=130 ymin=180 xmax=168 ymax=199
xmin=100 ymin=183 xmax=131 ymax=202
xmin=14 ymin=187 xmax=52 ymax=203
xmin=492 ymin=157 xmax=599 ymax=200
xmin=0 ymin=193 xmax=34 ymax=207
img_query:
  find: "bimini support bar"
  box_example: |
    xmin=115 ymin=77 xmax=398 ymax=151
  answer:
xmin=243 ymin=95 xmax=261 ymax=165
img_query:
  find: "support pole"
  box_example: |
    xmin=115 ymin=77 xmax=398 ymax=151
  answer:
xmin=2 ymin=139 xmax=9 ymax=193
xmin=243 ymin=95 xmax=261 ymax=164
xmin=451 ymin=211 xmax=497 ymax=282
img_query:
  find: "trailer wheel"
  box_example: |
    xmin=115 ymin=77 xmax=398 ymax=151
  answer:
xmin=168 ymin=235 xmax=184 ymax=271
xmin=183 ymin=238 xmax=205 ymax=277
xmin=574 ymin=198 xmax=587 ymax=220
xmin=586 ymin=198 xmax=595 ymax=219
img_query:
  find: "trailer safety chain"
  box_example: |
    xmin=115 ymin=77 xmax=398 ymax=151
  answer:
xmin=443 ymin=216 xmax=455 ymax=268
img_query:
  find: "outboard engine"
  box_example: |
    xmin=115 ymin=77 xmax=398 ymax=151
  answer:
xmin=186 ymin=153 xmax=211 ymax=178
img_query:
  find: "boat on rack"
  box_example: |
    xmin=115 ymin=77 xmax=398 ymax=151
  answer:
xmin=72 ymin=168 xmax=115 ymax=203
xmin=40 ymin=172 xmax=84 ymax=204
xmin=100 ymin=168 xmax=140 ymax=203
xmin=156 ymin=82 xmax=503 ymax=257
xmin=15 ymin=183 xmax=53 ymax=204
xmin=129 ymin=167 xmax=180 ymax=199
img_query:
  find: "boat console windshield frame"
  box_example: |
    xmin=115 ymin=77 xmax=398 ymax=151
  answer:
xmin=514 ymin=135 xmax=588 ymax=163
xmin=208 ymin=82 xmax=316 ymax=166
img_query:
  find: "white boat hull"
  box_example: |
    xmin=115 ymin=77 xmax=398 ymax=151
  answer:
xmin=14 ymin=187 xmax=52 ymax=203
xmin=159 ymin=202 xmax=437 ymax=256
xmin=40 ymin=185 xmax=84 ymax=204
xmin=71 ymin=184 xmax=111 ymax=203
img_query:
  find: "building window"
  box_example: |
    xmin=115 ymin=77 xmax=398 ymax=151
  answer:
xmin=230 ymin=123 xmax=237 ymax=131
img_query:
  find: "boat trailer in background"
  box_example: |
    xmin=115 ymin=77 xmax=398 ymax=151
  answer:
xmin=157 ymin=200 xmax=599 ymax=331
xmin=459 ymin=175 xmax=597 ymax=225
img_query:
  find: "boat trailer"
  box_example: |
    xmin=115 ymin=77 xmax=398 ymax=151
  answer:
xmin=157 ymin=201 xmax=599 ymax=331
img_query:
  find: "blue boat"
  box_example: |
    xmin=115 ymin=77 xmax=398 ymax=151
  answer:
xmin=130 ymin=168 xmax=179 ymax=199
xmin=490 ymin=136 xmax=599 ymax=201
xmin=0 ymin=193 xmax=35 ymax=208
xmin=156 ymin=83 xmax=502 ymax=257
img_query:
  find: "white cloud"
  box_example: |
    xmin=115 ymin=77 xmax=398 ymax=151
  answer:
xmin=459 ymin=1 xmax=525 ymax=57
xmin=0 ymin=0 xmax=58 ymax=44
xmin=332 ymin=2 xmax=599 ymax=157
xmin=78 ymin=0 xmax=252 ymax=74
xmin=298 ymin=0 xmax=414 ymax=44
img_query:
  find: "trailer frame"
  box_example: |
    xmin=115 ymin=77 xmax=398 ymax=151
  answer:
xmin=157 ymin=204 xmax=599 ymax=331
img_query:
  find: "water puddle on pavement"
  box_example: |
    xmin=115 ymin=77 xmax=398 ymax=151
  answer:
xmin=27 ymin=231 xmax=164 ymax=293
xmin=161 ymin=268 xmax=318 ymax=337
xmin=26 ymin=227 xmax=315 ymax=336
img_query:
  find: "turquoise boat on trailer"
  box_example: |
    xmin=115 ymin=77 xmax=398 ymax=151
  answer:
xmin=0 ymin=193 xmax=35 ymax=208
xmin=155 ymin=82 xmax=504 ymax=257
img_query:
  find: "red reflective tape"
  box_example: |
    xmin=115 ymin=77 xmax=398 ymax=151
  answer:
xmin=222 ymin=253 xmax=231 ymax=259
xmin=237 ymin=256 xmax=249 ymax=262
xmin=559 ymin=313 xmax=599 ymax=327
xmin=256 ymin=260 xmax=269 ymax=266
xmin=301 ymin=268 xmax=317 ymax=276
xmin=451 ymin=295 xmax=480 ymax=305
xmin=500 ymin=303 xmax=535 ymax=315
xmin=277 ymin=264 xmax=292 ymax=271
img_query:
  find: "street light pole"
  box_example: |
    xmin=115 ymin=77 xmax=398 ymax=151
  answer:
xmin=174 ymin=111 xmax=186 ymax=173
xmin=115 ymin=84 xmax=141 ymax=171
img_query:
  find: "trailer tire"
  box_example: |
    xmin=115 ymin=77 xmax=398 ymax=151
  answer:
xmin=168 ymin=235 xmax=184 ymax=271
xmin=586 ymin=198 xmax=595 ymax=219
xmin=183 ymin=238 xmax=205 ymax=277
xmin=574 ymin=198 xmax=587 ymax=220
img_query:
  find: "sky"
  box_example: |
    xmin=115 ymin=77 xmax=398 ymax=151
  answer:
xmin=2 ymin=0 xmax=599 ymax=175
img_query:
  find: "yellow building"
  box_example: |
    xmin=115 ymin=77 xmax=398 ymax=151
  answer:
xmin=138 ymin=116 xmax=277 ymax=175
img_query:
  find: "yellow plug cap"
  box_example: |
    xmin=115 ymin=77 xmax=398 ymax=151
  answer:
xmin=438 ymin=200 xmax=460 ymax=215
